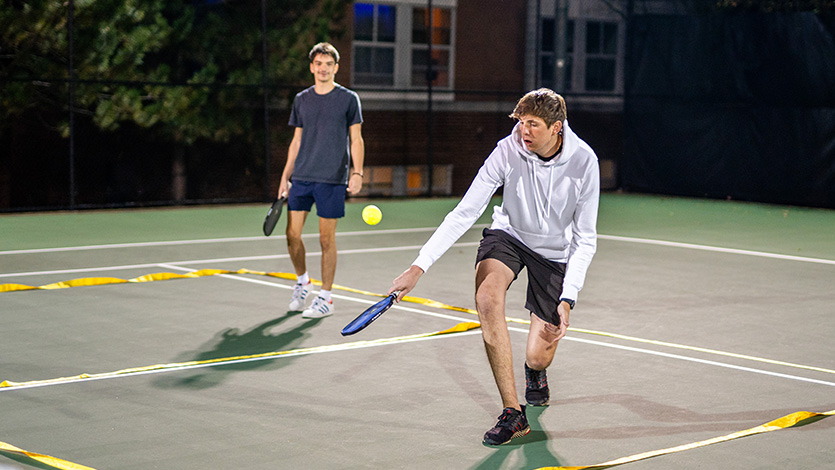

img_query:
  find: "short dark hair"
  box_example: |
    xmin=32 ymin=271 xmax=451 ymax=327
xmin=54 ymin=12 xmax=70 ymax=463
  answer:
xmin=510 ymin=88 xmax=567 ymax=128
xmin=309 ymin=42 xmax=340 ymax=63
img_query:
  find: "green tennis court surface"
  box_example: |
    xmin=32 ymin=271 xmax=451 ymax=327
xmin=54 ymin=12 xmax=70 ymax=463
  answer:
xmin=1 ymin=193 xmax=833 ymax=469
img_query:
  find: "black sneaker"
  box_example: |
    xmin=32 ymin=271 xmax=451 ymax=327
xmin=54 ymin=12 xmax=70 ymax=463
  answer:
xmin=482 ymin=405 xmax=530 ymax=445
xmin=525 ymin=363 xmax=550 ymax=406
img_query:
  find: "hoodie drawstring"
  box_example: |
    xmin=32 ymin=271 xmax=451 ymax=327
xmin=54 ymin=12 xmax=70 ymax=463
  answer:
xmin=528 ymin=159 xmax=554 ymax=230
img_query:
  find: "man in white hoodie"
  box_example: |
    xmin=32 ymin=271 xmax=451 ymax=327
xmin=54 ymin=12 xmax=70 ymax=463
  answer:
xmin=389 ymin=89 xmax=600 ymax=445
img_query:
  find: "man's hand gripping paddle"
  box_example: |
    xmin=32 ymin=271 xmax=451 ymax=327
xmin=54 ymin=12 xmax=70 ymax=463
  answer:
xmin=263 ymin=197 xmax=286 ymax=236
xmin=341 ymin=292 xmax=400 ymax=336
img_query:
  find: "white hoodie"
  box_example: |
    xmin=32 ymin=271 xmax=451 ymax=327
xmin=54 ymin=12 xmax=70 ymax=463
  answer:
xmin=412 ymin=120 xmax=600 ymax=302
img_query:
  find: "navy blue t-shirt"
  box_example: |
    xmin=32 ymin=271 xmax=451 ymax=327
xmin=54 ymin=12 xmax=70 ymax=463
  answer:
xmin=288 ymin=85 xmax=363 ymax=184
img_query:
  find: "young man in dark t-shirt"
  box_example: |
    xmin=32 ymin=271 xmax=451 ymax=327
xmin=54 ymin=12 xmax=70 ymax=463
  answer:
xmin=278 ymin=42 xmax=365 ymax=319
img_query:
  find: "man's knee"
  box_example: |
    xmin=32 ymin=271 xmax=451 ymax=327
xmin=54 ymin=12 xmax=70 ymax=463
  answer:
xmin=286 ymin=230 xmax=303 ymax=247
xmin=285 ymin=216 xmax=305 ymax=242
xmin=526 ymin=340 xmax=557 ymax=370
xmin=474 ymin=261 xmax=513 ymax=310
xmin=318 ymin=233 xmax=336 ymax=251
xmin=318 ymin=219 xmax=338 ymax=248
xmin=475 ymin=283 xmax=504 ymax=315
xmin=525 ymin=355 xmax=553 ymax=371
xmin=526 ymin=318 xmax=560 ymax=369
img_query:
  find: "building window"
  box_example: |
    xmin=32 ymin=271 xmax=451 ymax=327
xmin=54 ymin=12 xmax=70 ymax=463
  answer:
xmin=538 ymin=18 xmax=574 ymax=92
xmin=352 ymin=1 xmax=455 ymax=90
xmin=564 ymin=20 xmax=574 ymax=92
xmin=353 ymin=3 xmax=397 ymax=86
xmin=537 ymin=18 xmax=619 ymax=94
xmin=411 ymin=7 xmax=452 ymax=87
xmin=584 ymin=21 xmax=617 ymax=92
xmin=539 ymin=17 xmax=556 ymax=90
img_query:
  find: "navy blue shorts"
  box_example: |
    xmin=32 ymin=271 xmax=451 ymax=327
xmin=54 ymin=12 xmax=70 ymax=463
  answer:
xmin=287 ymin=180 xmax=347 ymax=219
xmin=475 ymin=228 xmax=566 ymax=326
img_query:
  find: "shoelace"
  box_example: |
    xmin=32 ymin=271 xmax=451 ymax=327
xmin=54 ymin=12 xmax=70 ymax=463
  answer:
xmin=526 ymin=368 xmax=547 ymax=389
xmin=292 ymin=283 xmax=308 ymax=299
xmin=311 ymin=297 xmax=330 ymax=312
xmin=496 ymin=409 xmax=522 ymax=430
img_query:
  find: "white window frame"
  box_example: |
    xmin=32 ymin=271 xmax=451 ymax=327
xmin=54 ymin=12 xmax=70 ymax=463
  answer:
xmin=573 ymin=19 xmax=623 ymax=94
xmin=352 ymin=3 xmax=398 ymax=87
xmin=537 ymin=16 xmax=624 ymax=96
xmin=409 ymin=6 xmax=454 ymax=89
xmin=351 ymin=0 xmax=456 ymax=101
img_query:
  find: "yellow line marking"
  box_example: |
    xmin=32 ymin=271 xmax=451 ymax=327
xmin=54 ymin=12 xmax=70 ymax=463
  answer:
xmin=0 ymin=322 xmax=481 ymax=389
xmin=0 ymin=440 xmax=95 ymax=470
xmin=3 ymin=269 xmax=833 ymax=377
xmin=533 ymin=409 xmax=835 ymax=470
xmin=2 ymin=271 xmax=833 ymax=468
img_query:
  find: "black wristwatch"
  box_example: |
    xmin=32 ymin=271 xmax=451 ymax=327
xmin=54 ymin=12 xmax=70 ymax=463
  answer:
xmin=559 ymin=298 xmax=575 ymax=309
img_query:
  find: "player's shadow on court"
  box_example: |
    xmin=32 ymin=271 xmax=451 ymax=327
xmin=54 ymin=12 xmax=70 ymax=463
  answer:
xmin=152 ymin=312 xmax=321 ymax=390
xmin=471 ymin=406 xmax=568 ymax=470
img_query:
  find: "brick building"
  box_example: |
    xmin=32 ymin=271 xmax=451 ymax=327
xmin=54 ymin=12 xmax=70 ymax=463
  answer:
xmin=275 ymin=0 xmax=626 ymax=197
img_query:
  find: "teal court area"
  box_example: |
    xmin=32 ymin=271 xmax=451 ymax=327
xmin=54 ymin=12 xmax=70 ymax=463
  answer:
xmin=1 ymin=193 xmax=833 ymax=469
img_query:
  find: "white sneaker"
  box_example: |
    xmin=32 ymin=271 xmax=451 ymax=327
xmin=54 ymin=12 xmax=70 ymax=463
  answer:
xmin=301 ymin=296 xmax=334 ymax=319
xmin=289 ymin=282 xmax=311 ymax=311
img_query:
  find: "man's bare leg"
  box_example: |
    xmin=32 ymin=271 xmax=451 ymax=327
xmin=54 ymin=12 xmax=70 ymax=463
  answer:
xmin=526 ymin=313 xmax=561 ymax=370
xmin=286 ymin=210 xmax=309 ymax=276
xmin=318 ymin=217 xmax=338 ymax=291
xmin=475 ymin=259 xmax=519 ymax=411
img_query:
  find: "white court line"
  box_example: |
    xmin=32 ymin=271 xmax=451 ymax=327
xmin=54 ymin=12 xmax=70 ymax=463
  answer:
xmin=3 ymin=233 xmax=833 ymax=391
xmin=0 ymin=329 xmax=485 ymax=392
xmin=560 ymin=335 xmax=835 ymax=388
xmin=157 ymin=263 xmax=476 ymax=325
xmin=0 ymin=258 xmax=287 ymax=279
xmin=2 ymin=262 xmax=832 ymax=392
xmin=0 ymin=244 xmax=483 ymax=279
xmin=598 ymin=234 xmax=835 ymax=265
xmin=0 ymin=227 xmax=439 ymax=255
xmin=0 ymin=236 xmax=267 ymax=255
xmin=4 ymin=286 xmax=833 ymax=391
xmin=163 ymin=262 xmax=835 ymax=389
xmin=3 ymin=227 xmax=832 ymax=266
xmin=3 ymin=231 xmax=834 ymax=279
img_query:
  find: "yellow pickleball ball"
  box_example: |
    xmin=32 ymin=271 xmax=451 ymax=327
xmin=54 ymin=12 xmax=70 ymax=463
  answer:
xmin=362 ymin=204 xmax=382 ymax=225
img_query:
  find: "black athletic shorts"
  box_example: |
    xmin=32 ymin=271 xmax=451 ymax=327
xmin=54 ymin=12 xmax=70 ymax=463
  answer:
xmin=475 ymin=228 xmax=566 ymax=326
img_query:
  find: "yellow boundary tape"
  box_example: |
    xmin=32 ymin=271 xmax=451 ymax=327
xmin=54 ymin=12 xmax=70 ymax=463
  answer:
xmin=2 ymin=410 xmax=831 ymax=470
xmin=533 ymin=409 xmax=835 ymax=470
xmin=0 ymin=440 xmax=95 ymax=470
xmin=3 ymin=269 xmax=833 ymax=376
xmin=0 ymin=321 xmax=482 ymax=470
xmin=0 ymin=321 xmax=481 ymax=389
xmin=2 ymin=270 xmax=833 ymax=469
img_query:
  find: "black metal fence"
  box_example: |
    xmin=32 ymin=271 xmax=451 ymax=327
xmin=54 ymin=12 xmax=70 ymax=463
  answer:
xmin=1 ymin=0 xmax=348 ymax=211
xmin=5 ymin=1 xmax=834 ymax=211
